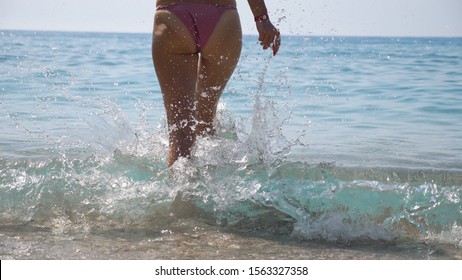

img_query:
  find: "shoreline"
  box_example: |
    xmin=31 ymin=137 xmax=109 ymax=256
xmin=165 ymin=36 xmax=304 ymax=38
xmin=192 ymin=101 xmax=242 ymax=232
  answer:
xmin=1 ymin=218 xmax=460 ymax=260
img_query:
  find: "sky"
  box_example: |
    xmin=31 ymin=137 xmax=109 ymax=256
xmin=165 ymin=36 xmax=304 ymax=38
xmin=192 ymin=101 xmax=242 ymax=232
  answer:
xmin=1 ymin=0 xmax=461 ymax=37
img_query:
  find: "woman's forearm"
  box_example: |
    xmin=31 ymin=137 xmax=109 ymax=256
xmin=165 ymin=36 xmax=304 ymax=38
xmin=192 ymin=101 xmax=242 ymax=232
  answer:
xmin=247 ymin=0 xmax=268 ymax=17
xmin=247 ymin=0 xmax=280 ymax=55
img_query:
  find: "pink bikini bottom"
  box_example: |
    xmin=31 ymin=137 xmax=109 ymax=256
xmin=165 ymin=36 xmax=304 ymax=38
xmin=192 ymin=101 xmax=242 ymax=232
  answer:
xmin=156 ymin=3 xmax=237 ymax=52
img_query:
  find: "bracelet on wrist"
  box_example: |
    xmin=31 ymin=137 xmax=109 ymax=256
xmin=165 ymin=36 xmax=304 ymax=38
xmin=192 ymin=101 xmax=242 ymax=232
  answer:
xmin=254 ymin=14 xmax=269 ymax=22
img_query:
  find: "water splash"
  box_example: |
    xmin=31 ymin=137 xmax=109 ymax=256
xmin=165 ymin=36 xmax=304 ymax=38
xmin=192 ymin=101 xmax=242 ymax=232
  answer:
xmin=1 ymin=43 xmax=461 ymax=248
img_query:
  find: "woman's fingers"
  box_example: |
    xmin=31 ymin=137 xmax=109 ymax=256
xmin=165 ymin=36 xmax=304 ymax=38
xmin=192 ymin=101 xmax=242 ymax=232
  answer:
xmin=256 ymin=21 xmax=280 ymax=55
xmin=260 ymin=30 xmax=280 ymax=55
xmin=272 ymin=31 xmax=281 ymax=56
xmin=260 ymin=32 xmax=272 ymax=49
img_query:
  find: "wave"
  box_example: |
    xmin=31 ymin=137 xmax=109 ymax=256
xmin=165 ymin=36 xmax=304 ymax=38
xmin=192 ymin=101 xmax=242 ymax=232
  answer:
xmin=1 ymin=100 xmax=461 ymax=247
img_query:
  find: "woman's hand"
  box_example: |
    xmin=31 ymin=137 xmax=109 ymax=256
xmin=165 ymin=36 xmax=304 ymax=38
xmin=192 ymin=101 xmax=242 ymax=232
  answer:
xmin=256 ymin=20 xmax=280 ymax=56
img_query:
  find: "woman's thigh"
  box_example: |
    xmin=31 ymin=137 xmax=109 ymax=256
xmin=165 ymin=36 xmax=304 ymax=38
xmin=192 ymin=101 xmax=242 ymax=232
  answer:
xmin=152 ymin=10 xmax=199 ymax=123
xmin=194 ymin=10 xmax=242 ymax=131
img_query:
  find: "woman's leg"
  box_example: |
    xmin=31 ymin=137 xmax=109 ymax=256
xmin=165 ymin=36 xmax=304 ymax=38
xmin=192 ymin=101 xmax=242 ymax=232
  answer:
xmin=152 ymin=10 xmax=199 ymax=166
xmin=195 ymin=10 xmax=242 ymax=136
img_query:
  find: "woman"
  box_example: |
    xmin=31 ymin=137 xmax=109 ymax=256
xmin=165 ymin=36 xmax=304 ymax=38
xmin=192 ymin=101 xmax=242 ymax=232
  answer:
xmin=152 ymin=0 xmax=281 ymax=167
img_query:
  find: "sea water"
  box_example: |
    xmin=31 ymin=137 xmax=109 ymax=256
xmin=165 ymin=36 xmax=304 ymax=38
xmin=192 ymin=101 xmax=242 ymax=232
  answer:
xmin=0 ymin=30 xmax=461 ymax=259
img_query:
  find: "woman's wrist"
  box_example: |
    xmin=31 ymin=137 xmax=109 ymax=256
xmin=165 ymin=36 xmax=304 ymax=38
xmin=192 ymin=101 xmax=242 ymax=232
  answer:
xmin=254 ymin=14 xmax=269 ymax=22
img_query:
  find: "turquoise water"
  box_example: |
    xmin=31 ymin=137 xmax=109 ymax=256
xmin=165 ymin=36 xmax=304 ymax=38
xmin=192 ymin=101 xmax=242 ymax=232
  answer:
xmin=1 ymin=31 xmax=461 ymax=259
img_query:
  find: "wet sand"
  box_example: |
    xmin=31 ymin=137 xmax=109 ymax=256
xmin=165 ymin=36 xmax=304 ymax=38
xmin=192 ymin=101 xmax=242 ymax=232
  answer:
xmin=1 ymin=218 xmax=460 ymax=260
